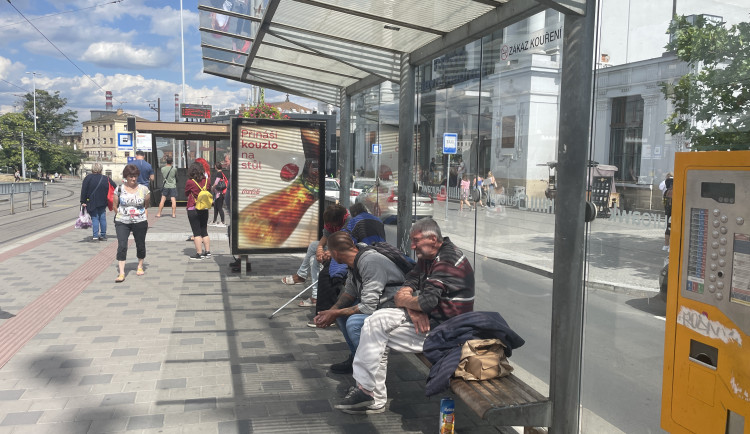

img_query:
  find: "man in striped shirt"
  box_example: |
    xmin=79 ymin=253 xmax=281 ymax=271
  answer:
xmin=335 ymin=218 xmax=475 ymax=414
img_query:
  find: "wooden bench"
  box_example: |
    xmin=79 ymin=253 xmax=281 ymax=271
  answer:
xmin=415 ymin=353 xmax=550 ymax=432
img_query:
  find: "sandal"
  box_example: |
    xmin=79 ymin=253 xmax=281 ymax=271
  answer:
xmin=115 ymin=274 xmax=125 ymax=283
xmin=281 ymin=275 xmax=304 ymax=285
xmin=137 ymin=267 xmax=145 ymax=276
xmin=298 ymin=298 xmax=316 ymax=307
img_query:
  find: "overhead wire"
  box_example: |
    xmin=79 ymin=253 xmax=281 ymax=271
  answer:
xmin=4 ymin=0 xmax=125 ymax=106
xmin=0 ymin=77 xmax=28 ymax=92
xmin=0 ymin=0 xmax=123 ymax=30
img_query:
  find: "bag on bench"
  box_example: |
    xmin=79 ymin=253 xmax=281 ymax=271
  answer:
xmin=454 ymin=338 xmax=513 ymax=381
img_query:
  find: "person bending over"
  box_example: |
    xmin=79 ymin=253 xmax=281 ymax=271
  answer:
xmin=334 ymin=218 xmax=474 ymax=414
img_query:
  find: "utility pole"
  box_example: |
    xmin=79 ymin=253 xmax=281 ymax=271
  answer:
xmin=148 ymin=98 xmax=161 ymax=121
xmin=25 ymin=72 xmax=38 ymax=132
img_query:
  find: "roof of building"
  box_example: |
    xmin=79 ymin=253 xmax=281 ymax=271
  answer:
xmin=84 ymin=109 xmax=149 ymax=124
xmin=267 ymin=95 xmax=313 ymax=113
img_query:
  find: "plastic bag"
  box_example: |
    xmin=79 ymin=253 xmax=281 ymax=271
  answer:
xmin=75 ymin=206 xmax=92 ymax=229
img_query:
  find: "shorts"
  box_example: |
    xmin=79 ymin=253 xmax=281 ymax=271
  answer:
xmin=162 ymin=188 xmax=177 ymax=199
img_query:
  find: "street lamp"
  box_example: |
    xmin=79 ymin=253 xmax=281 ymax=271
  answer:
xmin=25 ymin=72 xmax=39 ymax=132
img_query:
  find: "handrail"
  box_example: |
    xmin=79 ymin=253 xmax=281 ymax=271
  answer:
xmin=0 ymin=182 xmax=48 ymax=213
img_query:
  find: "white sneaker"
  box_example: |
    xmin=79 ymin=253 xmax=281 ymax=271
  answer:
xmin=216 ymin=223 xmax=227 ymax=228
xmin=662 ymin=245 xmax=669 ymax=251
xmin=208 ymin=222 xmax=217 ymax=227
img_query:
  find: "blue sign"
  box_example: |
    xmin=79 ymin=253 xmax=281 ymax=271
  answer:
xmin=117 ymin=133 xmax=133 ymax=151
xmin=371 ymin=143 xmax=381 ymax=154
xmin=127 ymin=157 xmax=136 ymax=163
xmin=443 ymin=133 xmax=458 ymax=154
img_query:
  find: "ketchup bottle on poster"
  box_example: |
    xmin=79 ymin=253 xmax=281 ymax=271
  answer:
xmin=238 ymin=128 xmax=320 ymax=247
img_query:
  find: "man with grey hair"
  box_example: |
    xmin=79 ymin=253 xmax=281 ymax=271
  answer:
xmin=335 ymin=218 xmax=475 ymax=414
xmin=80 ymin=163 xmax=116 ymax=241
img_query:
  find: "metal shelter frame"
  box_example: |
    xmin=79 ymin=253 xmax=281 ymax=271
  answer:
xmin=198 ymin=1 xmax=596 ymax=431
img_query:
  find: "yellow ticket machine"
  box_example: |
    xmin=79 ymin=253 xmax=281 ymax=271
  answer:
xmin=662 ymin=151 xmax=750 ymax=433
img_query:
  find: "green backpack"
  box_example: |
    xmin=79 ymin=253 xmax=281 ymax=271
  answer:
xmin=193 ymin=179 xmax=213 ymax=210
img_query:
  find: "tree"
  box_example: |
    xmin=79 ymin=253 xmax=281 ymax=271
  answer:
xmin=661 ymin=15 xmax=750 ymax=150
xmin=21 ymin=89 xmax=78 ymax=142
xmin=0 ymin=113 xmax=45 ymax=172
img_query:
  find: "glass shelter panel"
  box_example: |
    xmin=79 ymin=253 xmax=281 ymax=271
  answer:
xmin=585 ymin=2 xmax=750 ymax=433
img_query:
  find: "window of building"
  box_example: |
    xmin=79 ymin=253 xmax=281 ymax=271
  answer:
xmin=501 ymin=116 xmax=516 ymax=148
xmin=609 ymin=95 xmax=644 ymax=182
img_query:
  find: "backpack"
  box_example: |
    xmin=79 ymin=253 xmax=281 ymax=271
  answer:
xmin=354 ymin=241 xmax=416 ymax=276
xmin=193 ymin=179 xmax=213 ymax=210
xmin=663 ymin=178 xmax=673 ymax=207
xmin=215 ymin=173 xmax=228 ymax=194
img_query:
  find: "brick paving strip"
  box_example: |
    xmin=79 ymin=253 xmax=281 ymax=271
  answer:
xmin=0 ymin=216 xmax=158 ymax=369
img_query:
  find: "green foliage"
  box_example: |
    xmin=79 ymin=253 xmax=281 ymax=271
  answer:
xmin=661 ymin=15 xmax=750 ymax=150
xmin=21 ymin=90 xmax=78 ymax=142
xmin=0 ymin=112 xmax=85 ymax=175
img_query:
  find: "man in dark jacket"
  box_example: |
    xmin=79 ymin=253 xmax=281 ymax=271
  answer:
xmin=80 ymin=162 xmax=116 ymax=241
xmin=334 ymin=218 xmax=474 ymax=415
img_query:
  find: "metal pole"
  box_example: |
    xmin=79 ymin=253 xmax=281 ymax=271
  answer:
xmin=20 ymin=131 xmax=26 ymax=180
xmin=340 ymin=90 xmax=352 ymax=208
xmin=269 ymin=280 xmax=318 ymax=319
xmin=26 ymin=72 xmax=37 ymax=132
xmin=396 ymin=53 xmax=415 ymax=253
xmin=445 ymin=154 xmax=450 ymax=219
xmin=549 ymin=4 xmax=597 ymax=433
xmin=180 ymin=0 xmax=186 ymax=114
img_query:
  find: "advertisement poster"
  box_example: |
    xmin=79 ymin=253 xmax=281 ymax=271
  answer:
xmin=231 ymin=119 xmax=325 ymax=254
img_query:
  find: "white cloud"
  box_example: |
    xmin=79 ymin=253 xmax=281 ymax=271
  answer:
xmin=81 ymin=42 xmax=170 ymax=69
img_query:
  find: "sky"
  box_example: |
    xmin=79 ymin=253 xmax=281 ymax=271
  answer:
xmin=0 ymin=0 xmax=318 ymax=130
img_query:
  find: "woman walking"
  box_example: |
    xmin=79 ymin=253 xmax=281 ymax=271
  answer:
xmin=210 ymin=162 xmax=228 ymax=227
xmin=80 ymin=163 xmax=116 ymax=241
xmin=185 ymin=162 xmax=211 ymax=260
xmin=459 ymin=174 xmax=471 ymax=211
xmin=113 ymin=164 xmax=151 ymax=282
xmin=485 ymin=170 xmax=497 ymax=207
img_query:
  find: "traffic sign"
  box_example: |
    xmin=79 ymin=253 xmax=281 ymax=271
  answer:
xmin=443 ymin=133 xmax=458 ymax=154
xmin=117 ymin=133 xmax=133 ymax=151
xmin=371 ymin=143 xmax=381 ymax=154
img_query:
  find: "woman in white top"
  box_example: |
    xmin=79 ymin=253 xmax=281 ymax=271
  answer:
xmin=113 ymin=164 xmax=151 ymax=282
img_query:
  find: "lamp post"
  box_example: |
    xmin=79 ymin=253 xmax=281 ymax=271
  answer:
xmin=25 ymin=72 xmax=39 ymax=132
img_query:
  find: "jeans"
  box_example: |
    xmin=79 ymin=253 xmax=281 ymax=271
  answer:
xmin=296 ymin=241 xmax=320 ymax=298
xmin=213 ymin=195 xmax=225 ymax=223
xmin=336 ymin=313 xmax=368 ymax=355
xmin=88 ymin=206 xmax=107 ymax=238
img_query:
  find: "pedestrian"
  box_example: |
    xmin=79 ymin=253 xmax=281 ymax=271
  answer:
xmin=485 ymin=170 xmax=497 ymax=207
xmin=313 ymin=231 xmax=406 ymax=376
xmin=14 ymin=168 xmax=20 ymax=182
xmin=185 ymin=161 xmax=211 ymax=260
xmin=132 ymin=150 xmax=154 ymax=188
xmin=429 ymin=157 xmax=436 ymax=183
xmin=210 ymin=162 xmax=228 ymax=227
xmin=334 ymin=218 xmax=474 ymax=415
xmin=472 ymin=174 xmax=485 ymax=208
xmin=156 ymin=157 xmax=177 ymax=218
xmin=456 ymin=157 xmax=465 ymax=180
xmin=459 ymin=174 xmax=471 ymax=211
xmin=660 ymin=172 xmax=674 ymax=251
xmin=113 ymin=164 xmax=151 ymax=283
xmin=80 ymin=162 xmax=116 ymax=242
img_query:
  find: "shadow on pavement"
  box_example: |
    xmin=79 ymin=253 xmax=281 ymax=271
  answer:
xmin=626 ymin=295 xmax=667 ymax=317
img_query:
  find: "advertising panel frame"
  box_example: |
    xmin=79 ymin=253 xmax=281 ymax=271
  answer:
xmin=231 ymin=118 xmax=325 ymax=255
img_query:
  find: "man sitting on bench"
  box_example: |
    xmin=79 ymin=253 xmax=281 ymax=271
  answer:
xmin=334 ymin=218 xmax=475 ymax=415
xmin=313 ymin=231 xmax=406 ymax=376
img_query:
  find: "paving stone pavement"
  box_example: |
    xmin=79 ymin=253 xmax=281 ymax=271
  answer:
xmin=0 ymin=212 xmax=511 ymax=433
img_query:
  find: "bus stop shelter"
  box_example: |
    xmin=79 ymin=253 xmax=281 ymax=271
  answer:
xmin=198 ymin=0 xmax=597 ymax=431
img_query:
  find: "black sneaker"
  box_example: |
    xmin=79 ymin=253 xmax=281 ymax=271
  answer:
xmin=202 ymin=251 xmax=212 ymax=258
xmin=339 ymin=403 xmax=386 ymax=415
xmin=330 ymin=355 xmax=354 ymax=374
xmin=334 ymin=386 xmax=375 ymax=411
xmin=99 ymin=236 xmax=107 ymax=241
xmin=189 ymin=253 xmax=204 ymax=261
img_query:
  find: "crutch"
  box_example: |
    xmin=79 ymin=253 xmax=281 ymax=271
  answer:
xmin=269 ymin=280 xmax=318 ymax=319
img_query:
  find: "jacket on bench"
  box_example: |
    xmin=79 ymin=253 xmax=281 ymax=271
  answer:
xmin=422 ymin=311 xmax=525 ymax=396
